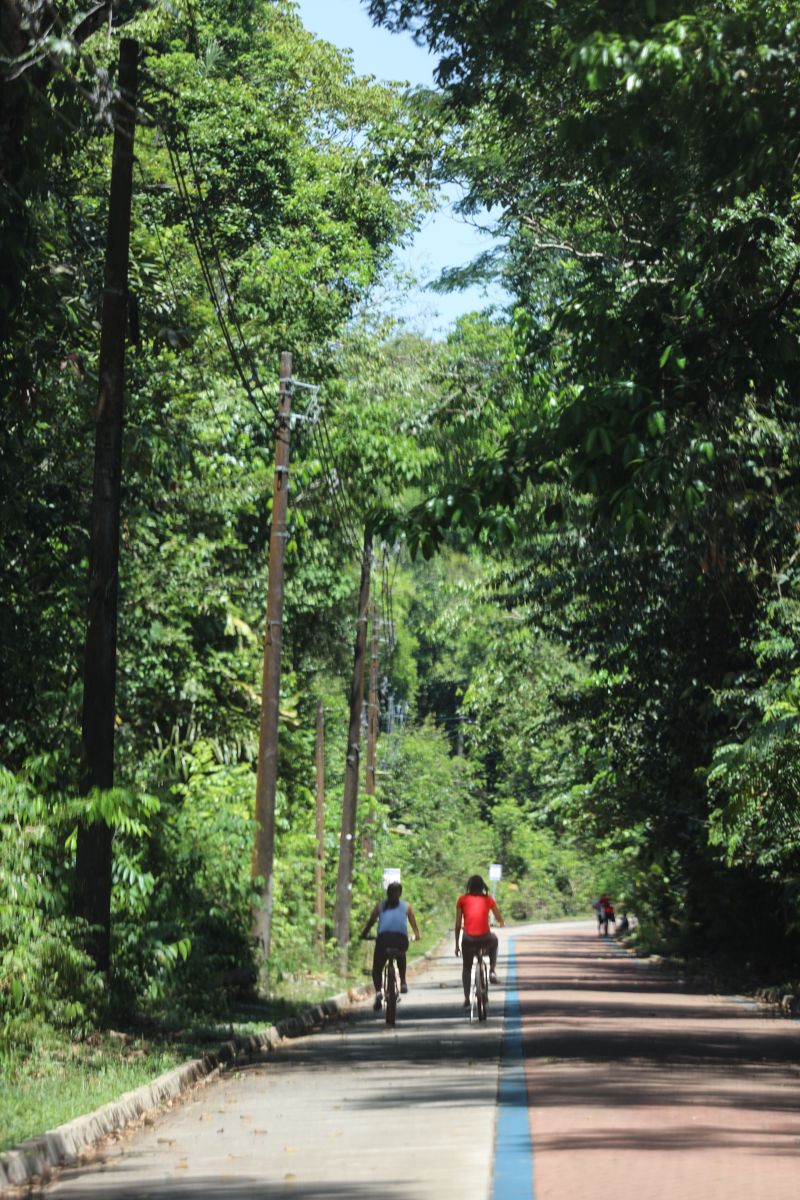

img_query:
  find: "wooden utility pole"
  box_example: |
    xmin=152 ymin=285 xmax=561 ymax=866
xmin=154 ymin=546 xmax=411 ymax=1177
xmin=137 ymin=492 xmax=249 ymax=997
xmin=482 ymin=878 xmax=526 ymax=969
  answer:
xmin=365 ymin=601 xmax=379 ymax=796
xmin=252 ymin=351 xmax=292 ymax=965
xmin=315 ymin=700 xmax=325 ymax=950
xmin=361 ymin=600 xmax=379 ymax=858
xmin=333 ymin=530 xmax=372 ymax=967
xmin=75 ymin=37 xmax=139 ymax=971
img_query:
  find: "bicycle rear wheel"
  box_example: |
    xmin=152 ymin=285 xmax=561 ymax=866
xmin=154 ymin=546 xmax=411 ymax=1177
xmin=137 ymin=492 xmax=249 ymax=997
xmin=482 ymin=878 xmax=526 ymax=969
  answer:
xmin=384 ymin=960 xmax=397 ymax=1026
xmin=469 ymin=959 xmax=479 ymax=1023
xmin=477 ymin=958 xmax=488 ymax=1021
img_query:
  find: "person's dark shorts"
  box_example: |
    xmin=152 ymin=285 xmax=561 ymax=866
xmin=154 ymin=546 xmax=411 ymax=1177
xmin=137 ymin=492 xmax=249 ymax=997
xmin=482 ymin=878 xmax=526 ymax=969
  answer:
xmin=372 ymin=932 xmax=409 ymax=989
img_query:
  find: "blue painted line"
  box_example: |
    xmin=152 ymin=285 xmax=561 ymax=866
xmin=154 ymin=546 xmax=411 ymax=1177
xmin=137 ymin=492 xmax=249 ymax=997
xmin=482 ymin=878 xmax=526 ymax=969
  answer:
xmin=492 ymin=937 xmax=535 ymax=1200
xmin=723 ymin=993 xmax=762 ymax=1012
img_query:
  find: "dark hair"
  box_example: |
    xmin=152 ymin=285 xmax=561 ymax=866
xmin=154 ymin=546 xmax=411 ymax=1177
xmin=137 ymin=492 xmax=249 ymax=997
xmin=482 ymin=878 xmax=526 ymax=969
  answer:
xmin=385 ymin=881 xmax=403 ymax=908
xmin=466 ymin=874 xmax=488 ymax=896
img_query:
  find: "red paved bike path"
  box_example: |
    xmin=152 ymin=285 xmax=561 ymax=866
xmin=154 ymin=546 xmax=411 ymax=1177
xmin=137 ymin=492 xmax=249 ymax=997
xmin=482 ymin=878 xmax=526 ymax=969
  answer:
xmin=515 ymin=925 xmax=800 ymax=1200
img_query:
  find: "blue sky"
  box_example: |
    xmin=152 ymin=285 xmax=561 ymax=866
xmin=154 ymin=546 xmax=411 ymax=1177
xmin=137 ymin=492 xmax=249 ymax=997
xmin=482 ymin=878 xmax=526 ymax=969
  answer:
xmin=294 ymin=0 xmax=508 ymax=334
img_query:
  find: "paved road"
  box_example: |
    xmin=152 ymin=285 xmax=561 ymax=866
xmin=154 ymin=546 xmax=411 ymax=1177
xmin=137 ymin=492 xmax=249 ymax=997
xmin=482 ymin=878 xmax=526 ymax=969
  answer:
xmin=40 ymin=922 xmax=800 ymax=1199
xmin=518 ymin=924 xmax=800 ymax=1200
xmin=44 ymin=939 xmax=504 ymax=1199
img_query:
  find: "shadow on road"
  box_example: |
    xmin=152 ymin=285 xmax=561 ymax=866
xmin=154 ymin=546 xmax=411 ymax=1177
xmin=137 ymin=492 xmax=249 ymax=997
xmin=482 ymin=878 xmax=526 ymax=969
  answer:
xmin=45 ymin=1175 xmax=412 ymax=1199
xmin=39 ymin=927 xmax=800 ymax=1197
xmin=514 ymin=928 xmax=800 ymax=1148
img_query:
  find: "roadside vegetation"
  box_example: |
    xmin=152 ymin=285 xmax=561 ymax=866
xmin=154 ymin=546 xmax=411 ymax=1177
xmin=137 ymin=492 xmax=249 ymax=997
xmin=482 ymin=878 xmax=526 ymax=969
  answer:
xmin=4 ymin=0 xmax=800 ymax=1154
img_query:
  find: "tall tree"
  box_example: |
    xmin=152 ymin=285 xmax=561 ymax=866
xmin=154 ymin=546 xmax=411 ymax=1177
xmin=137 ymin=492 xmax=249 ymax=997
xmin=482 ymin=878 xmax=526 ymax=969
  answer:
xmin=368 ymin=0 xmax=800 ymax=958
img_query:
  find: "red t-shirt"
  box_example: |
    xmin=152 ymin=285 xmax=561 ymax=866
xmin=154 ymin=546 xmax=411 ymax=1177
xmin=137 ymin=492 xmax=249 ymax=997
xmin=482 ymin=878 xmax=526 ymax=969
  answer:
xmin=457 ymin=893 xmax=498 ymax=937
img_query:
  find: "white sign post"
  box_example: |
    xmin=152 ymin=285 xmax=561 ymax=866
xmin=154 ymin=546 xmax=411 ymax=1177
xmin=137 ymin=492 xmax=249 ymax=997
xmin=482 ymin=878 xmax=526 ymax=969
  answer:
xmin=382 ymin=867 xmax=401 ymax=890
xmin=488 ymin=862 xmax=502 ymax=907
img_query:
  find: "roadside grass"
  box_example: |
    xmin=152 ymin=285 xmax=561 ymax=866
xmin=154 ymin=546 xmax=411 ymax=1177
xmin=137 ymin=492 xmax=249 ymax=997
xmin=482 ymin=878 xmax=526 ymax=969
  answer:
xmin=0 ymin=975 xmax=348 ymax=1156
xmin=0 ymin=1030 xmax=185 ymax=1154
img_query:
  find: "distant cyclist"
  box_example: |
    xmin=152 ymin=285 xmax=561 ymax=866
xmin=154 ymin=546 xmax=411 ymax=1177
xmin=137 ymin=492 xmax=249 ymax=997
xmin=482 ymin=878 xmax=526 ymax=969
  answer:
xmin=455 ymin=874 xmax=505 ymax=1008
xmin=592 ymin=893 xmax=615 ymax=934
xmin=360 ymin=882 xmax=420 ymax=1012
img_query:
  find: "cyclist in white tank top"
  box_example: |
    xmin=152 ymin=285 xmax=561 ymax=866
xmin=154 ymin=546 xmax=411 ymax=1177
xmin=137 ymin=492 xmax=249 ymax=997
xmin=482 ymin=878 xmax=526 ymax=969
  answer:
xmin=360 ymin=883 xmax=421 ymax=1011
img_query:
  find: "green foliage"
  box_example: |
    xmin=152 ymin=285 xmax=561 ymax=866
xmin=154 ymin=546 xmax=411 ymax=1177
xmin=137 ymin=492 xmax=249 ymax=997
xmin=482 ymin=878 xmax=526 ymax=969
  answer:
xmin=21 ymin=1 xmax=800 ymax=1138
xmin=380 ymin=555 xmax=597 ymax=926
xmin=0 ymin=12 xmax=597 ymax=1155
xmin=366 ymin=0 xmax=800 ymax=968
xmin=1 ymin=0 xmax=442 ymax=765
xmin=109 ymin=742 xmax=258 ymax=1015
xmin=0 ymin=767 xmax=102 ymax=1051
xmin=490 ymin=798 xmax=595 ymax=922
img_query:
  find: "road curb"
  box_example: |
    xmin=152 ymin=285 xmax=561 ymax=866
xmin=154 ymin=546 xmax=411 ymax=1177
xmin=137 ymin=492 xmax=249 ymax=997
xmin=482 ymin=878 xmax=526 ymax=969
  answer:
xmin=0 ymin=943 xmax=442 ymax=1195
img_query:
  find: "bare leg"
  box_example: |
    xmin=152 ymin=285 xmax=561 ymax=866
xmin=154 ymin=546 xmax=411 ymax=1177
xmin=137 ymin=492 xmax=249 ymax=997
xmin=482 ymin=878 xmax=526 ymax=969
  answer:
xmin=371 ymin=945 xmax=384 ymax=992
xmin=461 ymin=942 xmax=476 ymax=999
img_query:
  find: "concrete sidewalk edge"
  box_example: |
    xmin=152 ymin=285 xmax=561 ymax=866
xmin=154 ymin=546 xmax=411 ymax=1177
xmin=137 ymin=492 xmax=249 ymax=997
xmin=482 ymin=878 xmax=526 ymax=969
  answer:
xmin=0 ymin=941 xmax=444 ymax=1194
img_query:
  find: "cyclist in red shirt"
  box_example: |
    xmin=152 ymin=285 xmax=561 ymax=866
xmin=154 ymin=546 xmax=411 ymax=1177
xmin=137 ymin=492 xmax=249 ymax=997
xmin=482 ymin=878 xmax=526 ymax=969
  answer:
xmin=455 ymin=874 xmax=505 ymax=1007
xmin=592 ymin=894 xmax=615 ymax=934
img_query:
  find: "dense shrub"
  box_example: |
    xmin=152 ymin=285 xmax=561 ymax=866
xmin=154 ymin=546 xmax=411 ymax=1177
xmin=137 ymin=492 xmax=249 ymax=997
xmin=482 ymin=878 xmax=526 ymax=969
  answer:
xmin=0 ymin=768 xmax=102 ymax=1052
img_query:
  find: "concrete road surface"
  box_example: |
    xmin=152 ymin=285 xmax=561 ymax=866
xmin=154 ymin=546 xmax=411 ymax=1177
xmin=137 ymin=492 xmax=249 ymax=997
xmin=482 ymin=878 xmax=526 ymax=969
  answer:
xmin=38 ymin=922 xmax=800 ymax=1199
xmin=43 ymin=937 xmax=506 ymax=1199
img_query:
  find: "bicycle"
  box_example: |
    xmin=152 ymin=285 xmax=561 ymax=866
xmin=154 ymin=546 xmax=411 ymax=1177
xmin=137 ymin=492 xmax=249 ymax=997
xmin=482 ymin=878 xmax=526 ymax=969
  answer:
xmin=380 ymin=943 xmax=406 ymax=1026
xmin=363 ymin=936 xmax=406 ymax=1026
xmin=469 ymin=944 xmax=489 ymax=1023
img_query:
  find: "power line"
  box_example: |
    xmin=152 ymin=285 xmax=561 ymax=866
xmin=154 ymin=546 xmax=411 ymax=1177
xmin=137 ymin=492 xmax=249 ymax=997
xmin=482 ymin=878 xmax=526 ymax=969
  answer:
xmin=304 ymin=403 xmax=362 ymax=552
xmin=161 ymin=131 xmax=275 ymax=430
xmin=12 ymin=37 xmax=279 ymax=437
xmin=11 ymin=29 xmax=391 ymax=571
xmin=308 ymin=418 xmax=361 ymax=553
xmin=318 ymin=410 xmax=364 ymax=548
xmin=133 ymin=155 xmax=230 ymax=441
xmin=145 ymin=12 xmax=283 ymax=437
xmin=180 ymin=131 xmax=277 ymax=417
